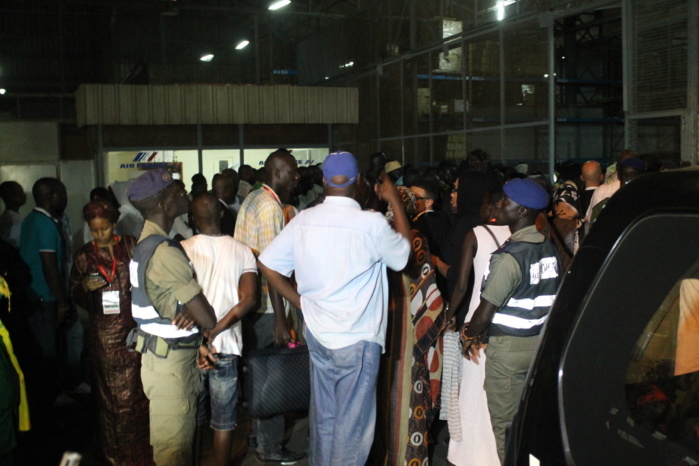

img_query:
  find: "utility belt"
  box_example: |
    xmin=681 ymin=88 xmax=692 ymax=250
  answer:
xmin=126 ymin=328 xmax=202 ymax=358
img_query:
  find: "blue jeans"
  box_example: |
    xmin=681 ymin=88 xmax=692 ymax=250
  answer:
xmin=197 ymin=354 xmax=240 ymax=431
xmin=305 ymin=329 xmax=381 ymax=466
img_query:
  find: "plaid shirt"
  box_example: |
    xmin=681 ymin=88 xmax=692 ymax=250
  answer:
xmin=234 ymin=185 xmax=285 ymax=314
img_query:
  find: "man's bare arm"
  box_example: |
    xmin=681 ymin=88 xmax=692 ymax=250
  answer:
xmin=461 ymin=298 xmax=499 ymax=361
xmin=259 ymin=261 xmax=301 ymax=310
xmin=204 ymin=272 xmax=258 ymax=343
xmin=179 ymin=292 xmax=217 ymax=330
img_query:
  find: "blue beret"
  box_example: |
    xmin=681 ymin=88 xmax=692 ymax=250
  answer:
xmin=617 ymin=157 xmax=647 ymax=171
xmin=127 ymin=168 xmax=175 ymax=202
xmin=503 ymin=178 xmax=550 ymax=210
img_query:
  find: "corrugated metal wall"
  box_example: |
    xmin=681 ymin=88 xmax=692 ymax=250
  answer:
xmin=76 ymin=84 xmax=358 ymax=127
xmin=625 ymin=0 xmax=693 ymax=162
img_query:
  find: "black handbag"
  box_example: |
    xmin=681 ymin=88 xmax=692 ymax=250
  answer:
xmin=242 ymin=344 xmax=311 ymax=418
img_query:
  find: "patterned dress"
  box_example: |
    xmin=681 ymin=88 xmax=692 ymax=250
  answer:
xmin=383 ymin=230 xmax=446 ymax=465
xmin=70 ymin=235 xmax=152 ymax=465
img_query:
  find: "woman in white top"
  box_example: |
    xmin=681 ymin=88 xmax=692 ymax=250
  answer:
xmin=447 ymin=188 xmax=511 ymax=466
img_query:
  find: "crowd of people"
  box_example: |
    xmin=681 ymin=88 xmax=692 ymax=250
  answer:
xmin=0 ymin=146 xmax=676 ymax=465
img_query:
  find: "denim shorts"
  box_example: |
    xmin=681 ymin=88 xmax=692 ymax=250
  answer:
xmin=197 ymin=353 xmax=240 ymax=431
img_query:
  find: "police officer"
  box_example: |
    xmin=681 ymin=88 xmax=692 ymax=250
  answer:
xmin=460 ymin=178 xmax=561 ymax=463
xmin=127 ymin=169 xmax=216 ymax=466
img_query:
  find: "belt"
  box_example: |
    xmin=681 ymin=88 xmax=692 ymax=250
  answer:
xmin=126 ymin=328 xmax=201 ymax=358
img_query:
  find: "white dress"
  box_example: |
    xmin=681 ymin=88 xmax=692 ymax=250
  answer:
xmin=448 ymin=224 xmax=510 ymax=466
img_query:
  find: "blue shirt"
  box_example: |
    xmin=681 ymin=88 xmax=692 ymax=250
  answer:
xmin=259 ymin=196 xmax=410 ymax=351
xmin=20 ymin=209 xmax=65 ymax=302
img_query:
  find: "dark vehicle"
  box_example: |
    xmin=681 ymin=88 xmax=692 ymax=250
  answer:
xmin=507 ymin=169 xmax=699 ymax=465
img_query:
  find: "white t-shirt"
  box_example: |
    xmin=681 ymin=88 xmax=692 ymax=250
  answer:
xmin=182 ymin=234 xmax=257 ymax=355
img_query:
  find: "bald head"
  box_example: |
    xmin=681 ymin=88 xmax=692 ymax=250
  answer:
xmin=190 ymin=193 xmax=222 ymax=234
xmin=581 ymin=160 xmax=603 ymax=188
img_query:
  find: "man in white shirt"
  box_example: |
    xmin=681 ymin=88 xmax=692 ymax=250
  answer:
xmin=182 ymin=193 xmax=257 ymax=466
xmin=579 ymin=160 xmax=604 ymax=216
xmin=259 ymin=151 xmax=412 ymax=466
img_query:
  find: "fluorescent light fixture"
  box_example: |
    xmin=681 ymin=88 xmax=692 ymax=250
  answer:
xmin=0 ymin=89 xmax=5 ymax=95
xmin=200 ymin=54 xmax=214 ymax=62
xmin=269 ymin=0 xmax=290 ymax=10
xmin=497 ymin=1 xmax=505 ymax=21
xmin=491 ymin=0 xmax=515 ymax=20
xmin=235 ymin=40 xmax=250 ymax=50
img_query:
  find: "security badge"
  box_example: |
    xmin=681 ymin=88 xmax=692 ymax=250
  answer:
xmin=102 ymin=290 xmax=120 ymax=315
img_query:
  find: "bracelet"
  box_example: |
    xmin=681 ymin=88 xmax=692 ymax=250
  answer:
xmin=460 ymin=324 xmax=480 ymax=342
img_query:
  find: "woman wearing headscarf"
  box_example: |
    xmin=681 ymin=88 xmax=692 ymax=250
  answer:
xmin=69 ymin=200 xmax=152 ymax=465
xmin=379 ymin=186 xmax=446 ymax=466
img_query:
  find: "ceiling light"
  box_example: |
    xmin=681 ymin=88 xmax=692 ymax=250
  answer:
xmin=0 ymin=89 xmax=5 ymax=95
xmin=200 ymin=54 xmax=214 ymax=62
xmin=269 ymin=0 xmax=291 ymax=10
xmin=235 ymin=40 xmax=250 ymax=50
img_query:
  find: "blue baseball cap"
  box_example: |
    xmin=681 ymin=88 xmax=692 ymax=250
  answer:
xmin=503 ymin=178 xmax=550 ymax=210
xmin=323 ymin=151 xmax=358 ymax=188
xmin=618 ymin=157 xmax=647 ymax=172
xmin=127 ymin=168 xmax=175 ymax=202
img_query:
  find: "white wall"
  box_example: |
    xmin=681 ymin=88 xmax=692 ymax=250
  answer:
xmin=0 ymin=122 xmax=96 ymax=252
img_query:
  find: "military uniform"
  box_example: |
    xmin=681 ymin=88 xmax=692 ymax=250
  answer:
xmin=480 ymin=225 xmax=561 ymax=462
xmin=131 ymin=220 xmax=202 ymax=466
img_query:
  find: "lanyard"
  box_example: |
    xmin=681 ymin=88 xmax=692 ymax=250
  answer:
xmin=262 ymin=185 xmax=282 ymax=207
xmin=93 ymin=236 xmax=119 ymax=284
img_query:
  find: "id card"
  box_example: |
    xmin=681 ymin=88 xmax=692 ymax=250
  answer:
xmin=102 ymin=290 xmax=120 ymax=315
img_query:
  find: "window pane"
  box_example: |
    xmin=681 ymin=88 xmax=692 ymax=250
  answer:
xmin=626 ymin=258 xmax=699 ymax=453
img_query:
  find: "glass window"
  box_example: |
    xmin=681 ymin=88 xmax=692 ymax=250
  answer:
xmin=625 ymin=258 xmax=699 ymax=453
xmin=242 ymin=148 xmax=329 ymax=171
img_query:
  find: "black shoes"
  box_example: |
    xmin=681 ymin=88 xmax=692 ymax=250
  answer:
xmin=255 ymin=448 xmax=306 ymax=465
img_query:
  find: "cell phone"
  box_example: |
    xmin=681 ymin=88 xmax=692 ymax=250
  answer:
xmin=88 ymin=272 xmax=105 ymax=281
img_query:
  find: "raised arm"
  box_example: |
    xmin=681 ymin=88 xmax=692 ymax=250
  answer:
xmin=376 ymin=176 xmax=411 ymax=243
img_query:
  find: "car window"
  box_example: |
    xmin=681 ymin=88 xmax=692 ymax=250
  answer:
xmin=625 ymin=259 xmax=699 ymax=454
xmin=557 ymin=213 xmax=699 ymax=465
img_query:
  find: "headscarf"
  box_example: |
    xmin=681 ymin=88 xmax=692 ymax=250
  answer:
xmin=385 ymin=186 xmax=416 ymax=223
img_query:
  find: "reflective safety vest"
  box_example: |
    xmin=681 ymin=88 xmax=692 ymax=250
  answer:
xmin=489 ymin=239 xmax=561 ymax=337
xmin=129 ymin=234 xmax=199 ymax=339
